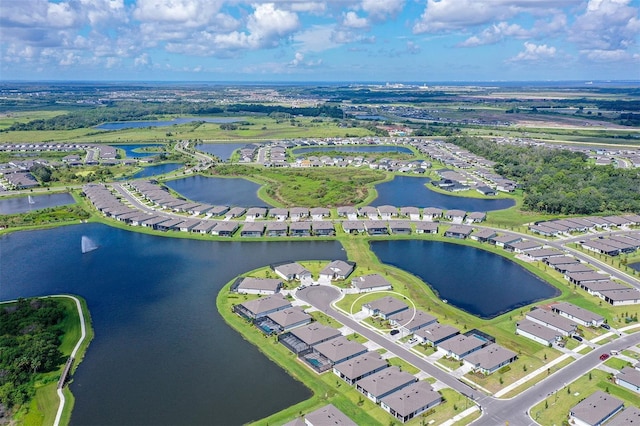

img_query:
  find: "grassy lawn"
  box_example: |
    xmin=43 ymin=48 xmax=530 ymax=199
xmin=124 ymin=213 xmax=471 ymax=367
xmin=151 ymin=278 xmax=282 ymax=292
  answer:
xmin=604 ymin=357 xmax=632 ymax=371
xmin=437 ymin=357 xmax=462 ymax=371
xmin=308 ymin=311 xmax=344 ymax=329
xmin=413 ymin=344 xmax=438 ymax=357
xmin=345 ymin=333 xmax=368 ymax=344
xmin=387 ymin=357 xmax=421 ymax=375
xmin=500 ymin=357 xmax=575 ymax=399
xmin=530 ymin=369 xmax=638 ymax=426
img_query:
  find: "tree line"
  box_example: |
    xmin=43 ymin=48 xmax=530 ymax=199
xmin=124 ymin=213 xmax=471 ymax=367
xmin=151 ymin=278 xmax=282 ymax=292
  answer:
xmin=0 ymin=298 xmax=66 ymax=413
xmin=450 ymin=136 xmax=640 ymax=215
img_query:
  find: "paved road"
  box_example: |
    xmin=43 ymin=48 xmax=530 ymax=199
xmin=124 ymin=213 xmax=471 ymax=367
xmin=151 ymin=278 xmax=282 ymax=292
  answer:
xmin=297 ymin=285 xmax=640 ymax=426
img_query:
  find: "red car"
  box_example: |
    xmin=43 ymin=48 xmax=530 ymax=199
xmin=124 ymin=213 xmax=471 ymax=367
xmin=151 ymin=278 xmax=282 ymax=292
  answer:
xmin=599 ymin=353 xmax=610 ymax=361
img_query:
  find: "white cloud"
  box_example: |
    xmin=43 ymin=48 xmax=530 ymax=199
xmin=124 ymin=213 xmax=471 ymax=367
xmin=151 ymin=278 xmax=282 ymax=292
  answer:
xmin=361 ymin=0 xmax=404 ymax=21
xmin=458 ymin=22 xmax=529 ymax=47
xmin=134 ymin=52 xmax=151 ymax=67
xmin=580 ymin=49 xmax=639 ymax=62
xmin=342 ymin=11 xmax=368 ymax=29
xmin=133 ymin=0 xmax=223 ymax=27
xmin=569 ymin=0 xmax=640 ymax=51
xmin=413 ymin=0 xmax=574 ymax=34
xmin=509 ymin=41 xmax=557 ymax=61
xmin=294 ymin=25 xmax=342 ymax=52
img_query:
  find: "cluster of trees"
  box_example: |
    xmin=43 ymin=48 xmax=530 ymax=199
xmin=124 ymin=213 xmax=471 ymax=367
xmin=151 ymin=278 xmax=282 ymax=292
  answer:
xmin=0 ymin=298 xmax=65 ymax=410
xmin=0 ymin=205 xmax=90 ymax=228
xmin=451 ymin=136 xmax=640 ymax=215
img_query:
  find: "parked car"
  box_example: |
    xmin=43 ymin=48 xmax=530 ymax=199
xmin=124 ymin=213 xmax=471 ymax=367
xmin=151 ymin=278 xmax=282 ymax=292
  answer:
xmin=599 ymin=353 xmax=610 ymax=361
xmin=390 ymin=329 xmax=400 ymax=336
xmin=601 ymin=323 xmax=611 ymax=330
xmin=572 ymin=335 xmax=583 ymax=342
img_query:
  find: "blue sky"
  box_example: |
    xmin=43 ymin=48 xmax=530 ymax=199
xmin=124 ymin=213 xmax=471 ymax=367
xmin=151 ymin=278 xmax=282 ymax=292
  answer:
xmin=1 ymin=0 xmax=639 ymax=82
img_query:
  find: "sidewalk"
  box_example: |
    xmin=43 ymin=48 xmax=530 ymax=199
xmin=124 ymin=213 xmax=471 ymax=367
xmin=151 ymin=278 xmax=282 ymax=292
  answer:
xmin=494 ymin=353 xmax=572 ymax=398
xmin=441 ymin=406 xmax=480 ymax=426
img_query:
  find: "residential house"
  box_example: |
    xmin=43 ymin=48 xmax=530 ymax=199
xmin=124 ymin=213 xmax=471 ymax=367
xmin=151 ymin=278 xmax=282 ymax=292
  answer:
xmin=233 ymin=294 xmax=291 ymax=320
xmin=615 ymin=367 xmax=640 ymax=394
xmin=266 ymin=307 xmax=312 ymax=332
xmin=437 ymin=335 xmax=487 ymax=360
xmin=319 ymin=260 xmax=355 ymax=282
xmin=388 ymin=309 xmax=437 ymax=336
xmin=342 ymin=221 xmax=366 ymax=234
xmin=289 ymin=221 xmax=312 ymax=237
xmin=516 ymin=319 xmax=562 ymax=346
xmin=310 ymin=207 xmax=330 ymax=221
xmin=240 ymin=222 xmax=265 ymax=237
xmin=569 ymin=391 xmax=624 ymax=426
xmin=364 ymin=221 xmax=389 ymax=235
xmin=269 ymin=208 xmax=289 ymax=221
xmin=273 ymin=262 xmax=312 ymax=281
xmin=414 ymin=222 xmax=438 ymax=234
xmin=363 ymin=296 xmax=409 ymax=320
xmin=445 ymin=209 xmax=466 ymax=223
xmin=470 ymin=229 xmax=497 ymax=242
xmin=600 ymin=288 xmax=640 ymax=306
xmin=356 ymin=366 xmax=417 ymax=403
xmin=265 ymin=221 xmax=288 ymax=237
xmin=351 ymin=274 xmax=393 ymax=293
xmin=444 ymin=225 xmax=473 ymax=239
xmin=212 ymin=221 xmax=239 ymax=237
xmin=380 ymin=381 xmax=442 ymax=424
xmin=399 ymin=207 xmax=421 ymax=220
xmin=422 ymin=207 xmax=443 ymax=221
xmin=462 ymin=343 xmax=517 ymax=375
xmin=233 ymin=277 xmax=282 ymax=295
xmin=551 ymin=302 xmax=604 ymax=327
xmin=312 ymin=221 xmax=335 ymax=236
xmin=312 ymin=336 xmax=368 ymax=365
xmin=333 ymin=352 xmax=388 ymax=385
xmin=466 ymin=212 xmax=486 ymax=223
xmin=525 ymin=308 xmax=578 ymax=336
xmin=389 ymin=221 xmax=412 ymax=235
xmin=302 ymin=404 xmax=357 ymax=426
xmin=414 ymin=323 xmax=460 ymax=346
xmin=377 ymin=205 xmax=398 ymax=220
xmin=289 ymin=207 xmax=309 ymax=221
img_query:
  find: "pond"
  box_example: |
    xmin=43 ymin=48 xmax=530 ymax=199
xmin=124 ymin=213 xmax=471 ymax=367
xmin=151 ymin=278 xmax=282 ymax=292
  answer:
xmin=293 ymin=145 xmax=413 ymax=156
xmin=630 ymin=262 xmax=640 ymax=272
xmin=114 ymin=144 xmax=164 ymax=158
xmin=96 ymin=117 xmax=239 ymax=130
xmin=164 ymin=175 xmax=268 ymax=207
xmin=129 ymin=163 xmax=183 ymax=179
xmin=372 ymin=176 xmax=515 ymax=211
xmin=371 ymin=240 xmax=559 ymax=319
xmin=0 ymin=223 xmax=346 ymax=425
xmin=0 ymin=193 xmax=75 ymax=215
xmin=195 ymin=143 xmax=250 ymax=161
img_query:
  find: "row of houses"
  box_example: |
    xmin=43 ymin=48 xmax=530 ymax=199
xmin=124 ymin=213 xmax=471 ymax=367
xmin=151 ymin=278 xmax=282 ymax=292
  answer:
xmin=232 ymin=294 xmax=442 ymax=423
xmin=516 ymin=302 xmax=605 ymax=346
xmin=530 ymin=215 xmax=640 ymax=237
xmin=362 ymin=296 xmax=518 ymax=375
xmin=569 ymin=390 xmax=639 ymax=426
xmin=581 ymin=233 xmax=640 ymax=256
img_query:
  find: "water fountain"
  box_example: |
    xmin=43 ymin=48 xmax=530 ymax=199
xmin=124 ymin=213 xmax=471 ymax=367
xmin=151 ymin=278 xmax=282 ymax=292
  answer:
xmin=28 ymin=195 xmax=35 ymax=204
xmin=81 ymin=236 xmax=98 ymax=254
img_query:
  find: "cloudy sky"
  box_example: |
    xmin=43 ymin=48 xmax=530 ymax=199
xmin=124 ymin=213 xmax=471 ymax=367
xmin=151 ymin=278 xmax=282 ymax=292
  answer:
xmin=1 ymin=0 xmax=639 ymax=82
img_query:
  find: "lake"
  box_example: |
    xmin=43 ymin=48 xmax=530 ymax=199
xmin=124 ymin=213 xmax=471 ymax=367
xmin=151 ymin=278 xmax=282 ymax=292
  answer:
xmin=630 ymin=262 xmax=640 ymax=272
xmin=293 ymin=145 xmax=413 ymax=155
xmin=195 ymin=143 xmax=250 ymax=161
xmin=0 ymin=224 xmax=346 ymax=425
xmin=372 ymin=176 xmax=515 ymax=211
xmin=165 ymin=175 xmax=267 ymax=207
xmin=371 ymin=240 xmax=559 ymax=318
xmin=114 ymin=143 xmax=164 ymax=158
xmin=0 ymin=193 xmax=75 ymax=215
xmin=96 ymin=117 xmax=239 ymax=130
xmin=129 ymin=163 xmax=183 ymax=179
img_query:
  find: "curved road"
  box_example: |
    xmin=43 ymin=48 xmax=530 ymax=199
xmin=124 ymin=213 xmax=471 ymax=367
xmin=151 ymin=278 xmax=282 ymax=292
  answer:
xmin=297 ymin=285 xmax=640 ymax=426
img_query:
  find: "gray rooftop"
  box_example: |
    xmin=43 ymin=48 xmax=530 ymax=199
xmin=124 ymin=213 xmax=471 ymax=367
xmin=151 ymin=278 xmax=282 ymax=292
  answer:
xmin=290 ymin=323 xmax=342 ymax=346
xmin=239 ymin=294 xmax=291 ymax=316
xmin=267 ymin=307 xmax=311 ymax=328
xmin=517 ymin=319 xmax=563 ymax=342
xmin=351 ymin=274 xmax=392 ymax=290
xmin=526 ymin=308 xmax=577 ymax=333
xmin=380 ymin=381 xmax=441 ymax=418
xmin=438 ymin=335 xmax=486 ymax=356
xmin=237 ymin=277 xmax=282 ymax=292
xmin=313 ymin=336 xmax=368 ymax=363
xmin=388 ymin=309 xmax=437 ymax=331
xmin=463 ymin=343 xmax=517 ymax=371
xmin=320 ymin=260 xmax=355 ymax=278
xmin=364 ymin=296 xmax=408 ymax=316
xmin=551 ymin=302 xmax=604 ymax=324
xmin=333 ymin=352 xmax=388 ymax=381
xmin=415 ymin=323 xmax=460 ymax=343
xmin=605 ymin=406 xmax=640 ymax=426
xmin=570 ymin=390 xmax=623 ymax=425
xmin=304 ymin=404 xmax=356 ymax=426
xmin=356 ymin=366 xmax=416 ymax=398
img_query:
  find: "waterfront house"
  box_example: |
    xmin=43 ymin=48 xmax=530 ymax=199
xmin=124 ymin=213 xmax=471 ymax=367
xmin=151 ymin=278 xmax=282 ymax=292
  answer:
xmin=399 ymin=207 xmax=421 ymax=220
xmin=302 ymin=404 xmax=357 ymax=426
xmin=525 ymin=308 xmax=577 ymax=336
xmin=212 ymin=221 xmax=239 ymax=237
xmin=233 ymin=277 xmax=282 ymax=295
xmin=289 ymin=221 xmax=312 ymax=237
xmin=470 ymin=229 xmax=497 ymax=242
xmin=192 ymin=221 xmax=218 ymax=234
xmin=566 ymin=271 xmax=612 ymax=286
xmin=389 ymin=221 xmax=412 ymax=235
xmin=281 ymin=323 xmax=342 ymax=352
xmin=359 ymin=206 xmax=379 ymax=220
xmin=240 ymin=222 xmax=265 ymax=237
xmin=266 ymin=307 xmax=312 ymax=332
xmin=351 ymin=274 xmax=392 ymax=293
xmin=466 ymin=212 xmax=486 ymax=223
xmin=506 ymin=240 xmax=542 ymax=252
xmin=312 ymin=221 xmax=335 ymax=236
xmin=226 ymin=207 xmax=246 ymax=218
xmin=445 ymin=209 xmax=466 ymax=223
xmin=319 ymin=260 xmax=355 ymax=282
xmin=333 ymin=352 xmax=389 ymax=385
xmin=551 ymin=302 xmax=604 ymax=327
xmin=444 ymin=225 xmax=473 ymax=239
xmin=208 ymin=205 xmax=230 ymax=216
xmin=273 ymin=262 xmax=311 ymax=281
xmin=337 ymin=206 xmax=358 ymax=220
xmin=356 ymin=366 xmax=417 ymax=403
xmin=380 ymin=381 xmax=442 ymax=423
xmin=422 ymin=207 xmax=443 ymax=221
xmin=342 ymin=220 xmax=366 ymax=234
xmin=363 ymin=296 xmax=409 ymax=320
xmin=364 ymin=221 xmax=389 ymax=235
xmin=234 ymin=294 xmax=291 ymax=320
xmin=246 ymin=207 xmax=267 ymax=220
xmin=311 ymin=336 xmax=368 ymax=366
xmin=516 ymin=319 xmax=562 ymax=346
xmin=265 ymin=221 xmax=288 ymax=237
xmin=490 ymin=234 xmax=522 ymax=247
xmin=569 ymin=391 xmax=624 ymax=426
xmin=377 ymin=205 xmax=398 ymax=220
